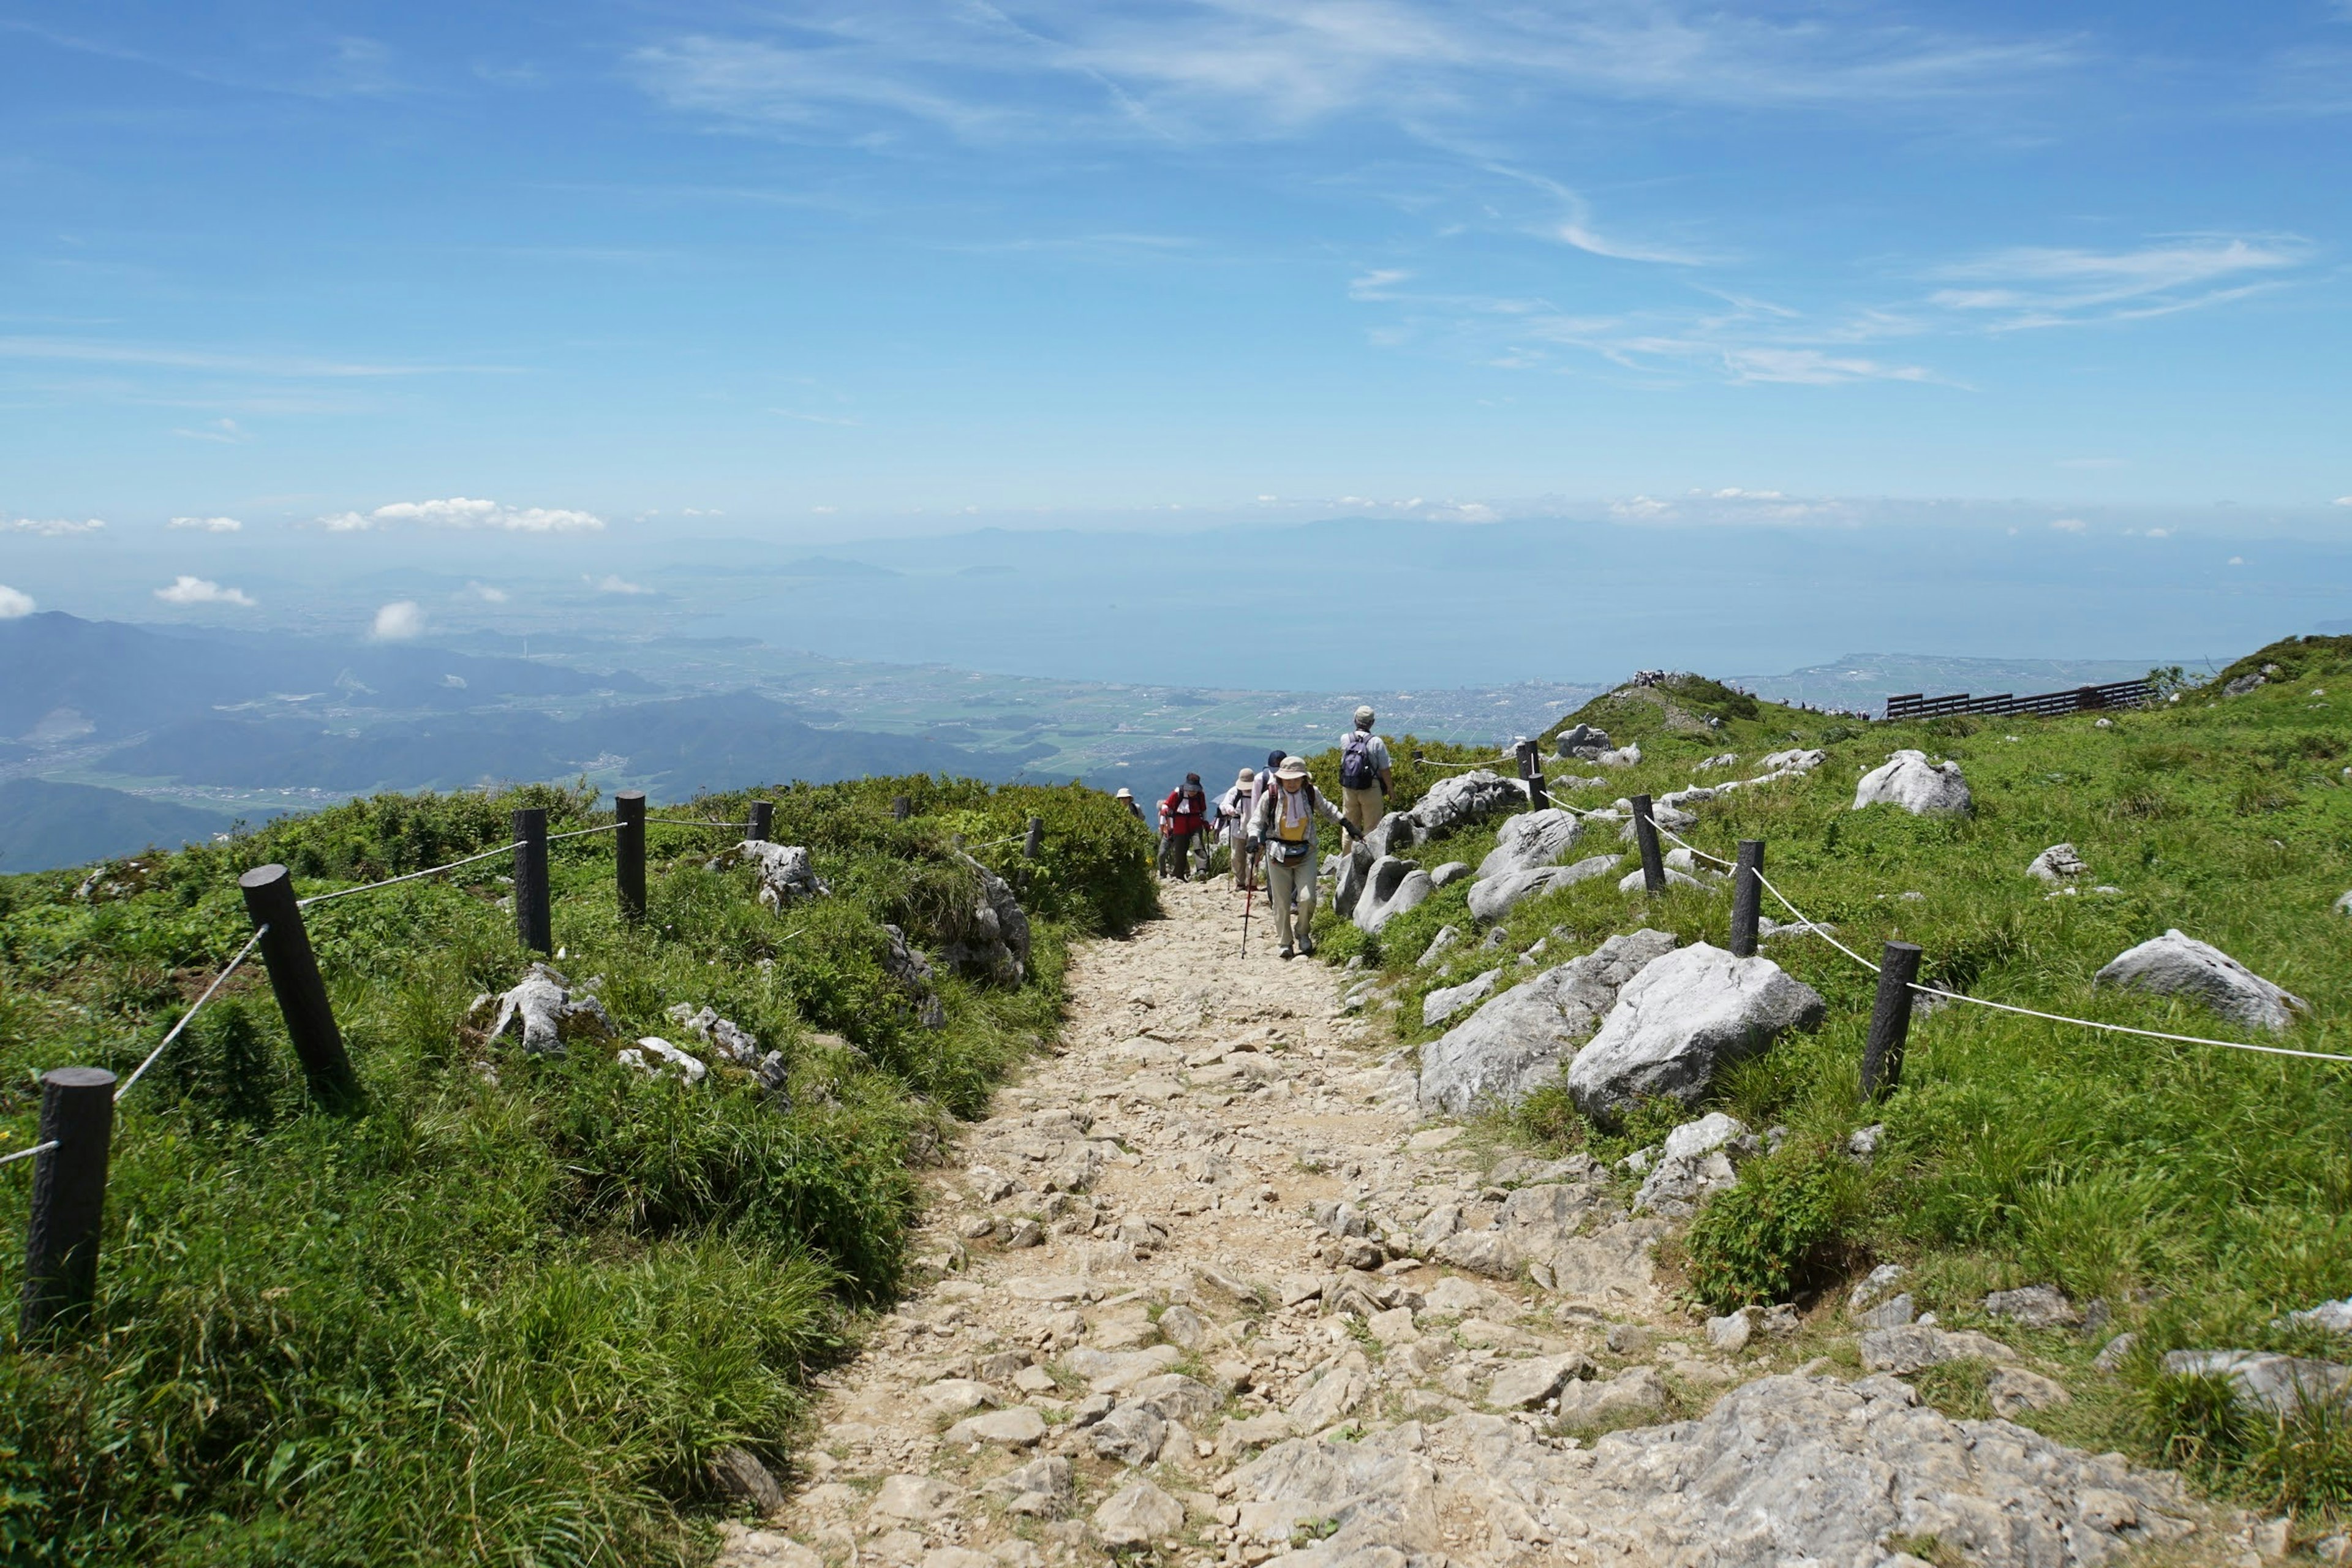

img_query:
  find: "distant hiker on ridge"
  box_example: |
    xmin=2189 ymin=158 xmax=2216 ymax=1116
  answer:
xmin=1115 ymin=786 xmax=1142 ymax=820
xmin=1217 ymin=767 xmax=1259 ymax=892
xmin=1339 ymin=705 xmax=1393 ymax=840
xmin=1248 ymin=756 xmax=1359 ymax=960
xmin=1159 ymin=774 xmax=1210 ymax=881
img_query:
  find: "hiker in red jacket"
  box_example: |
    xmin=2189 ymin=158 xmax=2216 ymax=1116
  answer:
xmin=1158 ymin=773 xmax=1211 ymax=881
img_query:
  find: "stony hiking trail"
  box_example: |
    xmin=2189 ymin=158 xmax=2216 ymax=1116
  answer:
xmin=717 ymin=880 xmax=2254 ymax=1568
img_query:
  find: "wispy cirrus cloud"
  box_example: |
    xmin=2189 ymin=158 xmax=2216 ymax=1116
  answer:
xmin=1924 ymin=236 xmax=2307 ymax=330
xmin=0 ymin=335 xmax=503 ymax=378
xmin=168 ymin=515 xmax=243 ymax=532
xmin=320 ymin=497 xmax=605 ymax=533
xmin=6 ymin=516 xmax=105 ymax=536
xmin=630 ymin=2 xmax=2078 ymax=146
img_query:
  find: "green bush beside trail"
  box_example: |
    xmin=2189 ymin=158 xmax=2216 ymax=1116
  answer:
xmin=0 ymin=774 xmax=1152 ymax=1565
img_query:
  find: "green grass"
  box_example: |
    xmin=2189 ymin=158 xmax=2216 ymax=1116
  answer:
xmin=0 ymin=773 xmax=1154 ymax=1564
xmin=1305 ymin=643 xmax=2352 ymax=1520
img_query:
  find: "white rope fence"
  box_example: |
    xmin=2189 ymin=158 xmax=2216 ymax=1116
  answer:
xmin=115 ymin=925 xmax=274 ymax=1101
xmin=1640 ymin=816 xmax=2352 ymax=1067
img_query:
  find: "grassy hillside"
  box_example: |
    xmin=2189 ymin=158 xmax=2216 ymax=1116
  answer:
xmin=0 ymin=775 xmax=1153 ymax=1564
xmin=1311 ymin=643 xmax=2352 ymax=1517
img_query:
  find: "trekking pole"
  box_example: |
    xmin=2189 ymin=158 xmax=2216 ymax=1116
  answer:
xmin=1241 ymin=878 xmax=1254 ymax=958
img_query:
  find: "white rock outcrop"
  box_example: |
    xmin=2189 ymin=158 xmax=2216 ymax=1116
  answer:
xmin=1853 ymin=750 xmax=1972 ymax=816
xmin=1419 ymin=930 xmax=1678 ymax=1113
xmin=1468 ymin=854 xmax=1621 ymax=922
xmin=1568 ymin=943 xmax=1826 ymax=1126
xmin=2093 ymin=929 xmax=2305 ymax=1033
xmin=1476 ymin=809 xmax=1585 ymax=880
xmin=1351 ymin=856 xmax=1434 ymax=935
xmin=2027 ymin=843 xmax=2087 ymax=883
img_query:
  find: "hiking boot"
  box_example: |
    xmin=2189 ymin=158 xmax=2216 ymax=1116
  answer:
xmin=1298 ymin=936 xmax=1316 ymax=957
xmin=1279 ymin=945 xmax=1295 ymax=960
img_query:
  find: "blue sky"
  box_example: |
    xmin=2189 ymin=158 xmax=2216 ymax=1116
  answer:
xmin=1 ymin=1 xmax=2348 ymax=668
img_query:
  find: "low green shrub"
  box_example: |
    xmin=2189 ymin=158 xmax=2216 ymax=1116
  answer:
xmin=1684 ymin=1145 xmax=1861 ymax=1310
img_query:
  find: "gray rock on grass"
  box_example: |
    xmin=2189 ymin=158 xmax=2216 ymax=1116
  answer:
xmin=1418 ymin=929 xmax=1678 ymax=1113
xmin=1469 ymin=854 xmax=1622 ymax=922
xmin=1853 ymin=750 xmax=1973 ymax=816
xmin=1487 ymin=1352 xmax=1593 ymax=1409
xmin=1407 ymin=771 xmax=1523 ymax=836
xmin=1567 ymin=943 xmax=1826 ymax=1127
xmin=2162 ymin=1350 xmax=2352 ymax=1419
xmin=1616 ymin=865 xmax=1711 ymax=894
xmin=1423 ymin=968 xmax=1502 ymax=1030
xmin=1558 ymin=1365 xmax=1668 ymax=1426
xmin=2027 ymin=843 xmax=2088 ymax=883
xmin=1860 ymin=1324 xmax=2019 ymax=1374
xmin=1985 ymin=1285 xmax=2079 ymax=1329
xmin=1417 ymin=924 xmax=1463 ymax=968
xmin=1632 ymin=1112 xmax=1760 ymax=1217
xmin=473 ymin=963 xmax=617 ymax=1056
xmin=2094 ymin=929 xmax=2305 ymax=1033
xmin=706 ymin=840 xmax=832 ymax=910
xmin=1430 ymin=862 xmax=1473 ymax=888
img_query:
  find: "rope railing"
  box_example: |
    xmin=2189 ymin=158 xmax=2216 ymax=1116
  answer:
xmin=116 ymin=924 xmax=271 ymax=1102
xmin=298 ymin=841 xmax=525 ymax=907
xmin=0 ymin=1140 xmax=58 ymax=1169
xmin=1638 ymin=815 xmax=2352 ymax=1068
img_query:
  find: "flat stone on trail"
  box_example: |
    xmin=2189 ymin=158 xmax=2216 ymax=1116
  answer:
xmin=1093 ymin=1478 xmax=1184 ymax=1547
xmin=1557 ymin=1365 xmax=1668 ymax=1425
xmin=1486 ymin=1352 xmax=1591 ymax=1408
xmin=916 ymin=1379 xmax=999 ymax=1417
xmin=942 ymin=1406 xmax=1047 ymax=1447
xmin=1004 ymin=1275 xmax=1087 ymax=1302
xmin=868 ymin=1474 xmax=962 ymax=1523
xmin=2094 ymin=929 xmax=2305 ymax=1033
xmin=982 ymin=1456 xmax=1071 ymax=1517
xmin=1406 ymin=1124 xmax=1463 ymax=1151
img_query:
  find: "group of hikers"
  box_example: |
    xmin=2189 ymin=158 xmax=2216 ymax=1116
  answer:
xmin=1110 ymin=706 xmax=1393 ymax=960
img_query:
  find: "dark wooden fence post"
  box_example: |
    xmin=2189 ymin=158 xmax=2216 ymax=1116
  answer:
xmin=1514 ymin=739 xmax=1549 ymax=809
xmin=747 ymin=802 xmax=774 ymax=843
xmin=615 ymin=791 xmax=647 ymax=925
xmin=239 ymin=865 xmax=357 ymax=1103
xmin=891 ymin=795 xmax=911 ymax=822
xmin=1023 ymin=816 xmax=1045 ymax=860
xmin=1729 ymin=839 xmax=1765 ymax=957
xmin=512 ymin=808 xmax=551 ymax=954
xmin=1630 ymin=794 xmax=1665 ymax=894
xmin=1861 ymin=941 xmax=1923 ymax=1099
xmin=18 ymin=1067 xmax=115 ymax=1337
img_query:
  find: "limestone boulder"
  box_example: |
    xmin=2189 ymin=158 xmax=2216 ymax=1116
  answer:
xmin=2163 ymin=1350 xmax=2351 ymax=1419
xmin=1406 ymin=771 xmax=1523 ymax=836
xmin=1418 ymin=929 xmax=1678 ymax=1113
xmin=1353 ymin=856 xmax=1434 ymax=935
xmin=1469 ymin=854 xmax=1622 ymax=922
xmin=2094 ymin=929 xmax=2305 ymax=1033
xmin=1476 ymin=809 xmax=1585 ymax=880
xmin=1423 ymin=968 xmax=1501 ymax=1030
xmin=1093 ymin=1479 xmax=1184 ymax=1548
xmin=2027 ymin=843 xmax=2087 ymax=884
xmin=707 ymin=840 xmax=832 ymax=910
xmin=1853 ymin=750 xmax=1972 ymax=816
xmin=1568 ymin=943 xmax=1826 ymax=1126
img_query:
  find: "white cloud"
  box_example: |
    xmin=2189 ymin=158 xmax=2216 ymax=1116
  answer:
xmin=0 ymin=584 xmax=33 ymax=618
xmin=461 ymin=581 xmax=509 ymax=603
xmin=1721 ymin=347 xmax=1934 ymax=385
xmin=372 ymin=600 xmax=425 ymax=639
xmin=590 ymin=574 xmax=652 ymax=595
xmin=2335 ymin=496 xmax=2352 ymax=507
xmin=154 ymin=575 xmax=257 ymax=607
xmin=2146 ymin=527 xmax=2170 ymax=538
xmin=1928 ymin=236 xmax=2307 ymax=331
xmin=811 ymin=505 xmax=839 ymax=514
xmin=2228 ymin=556 xmax=2245 ymax=566
xmin=169 ymin=515 xmax=244 ymax=532
xmin=7 ymin=517 xmax=105 ymax=536
xmin=172 ymin=418 xmax=249 ymax=445
xmin=1611 ymin=494 xmax=1675 ymax=520
xmin=319 ymin=496 xmax=605 ymax=533
xmin=2049 ymin=517 xmax=2087 ymax=532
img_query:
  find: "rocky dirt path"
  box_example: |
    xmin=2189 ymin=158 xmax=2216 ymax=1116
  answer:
xmin=718 ymin=879 xmax=2233 ymax=1568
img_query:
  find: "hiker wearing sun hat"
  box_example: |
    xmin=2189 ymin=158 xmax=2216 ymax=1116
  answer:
xmin=1114 ymin=786 xmax=1143 ymax=820
xmin=1247 ymin=755 xmax=1360 ymax=959
xmin=1216 ymin=766 xmax=1259 ymax=891
xmin=1338 ymin=705 xmax=1393 ymax=841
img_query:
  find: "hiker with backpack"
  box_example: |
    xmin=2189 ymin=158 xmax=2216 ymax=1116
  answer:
xmin=1338 ymin=706 xmax=1393 ymax=840
xmin=1247 ymin=756 xmax=1361 ymax=959
xmin=1216 ymin=767 xmax=1258 ymax=891
xmin=1158 ymin=774 xmax=1212 ymax=881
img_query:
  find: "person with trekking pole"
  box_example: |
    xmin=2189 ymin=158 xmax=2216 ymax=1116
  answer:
xmin=1216 ymin=766 xmax=1258 ymax=892
xmin=1338 ymin=706 xmax=1393 ymax=842
xmin=1247 ymin=755 xmax=1359 ymax=960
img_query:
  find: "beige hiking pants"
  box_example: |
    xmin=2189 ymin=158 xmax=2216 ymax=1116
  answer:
xmin=1265 ymin=850 xmax=1316 ymax=952
xmin=1341 ymin=785 xmax=1385 ymax=840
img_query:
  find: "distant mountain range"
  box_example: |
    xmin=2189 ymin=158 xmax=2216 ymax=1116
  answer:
xmin=0 ymin=780 xmax=245 ymax=874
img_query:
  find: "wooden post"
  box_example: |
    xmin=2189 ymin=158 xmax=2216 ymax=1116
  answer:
xmin=747 ymin=801 xmax=774 ymax=843
xmin=1630 ymin=794 xmax=1665 ymax=894
xmin=1514 ymin=739 xmax=1548 ymax=810
xmin=1729 ymin=839 xmax=1765 ymax=957
xmin=239 ymin=865 xmax=357 ymax=1103
xmin=512 ymin=807 xmax=551 ymax=954
xmin=891 ymin=795 xmax=911 ymax=822
xmin=615 ymin=791 xmax=647 ymax=925
xmin=1861 ymin=941 xmax=1923 ymax=1099
xmin=1023 ymin=816 xmax=1044 ymax=860
xmin=18 ymin=1067 xmax=115 ymax=1337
